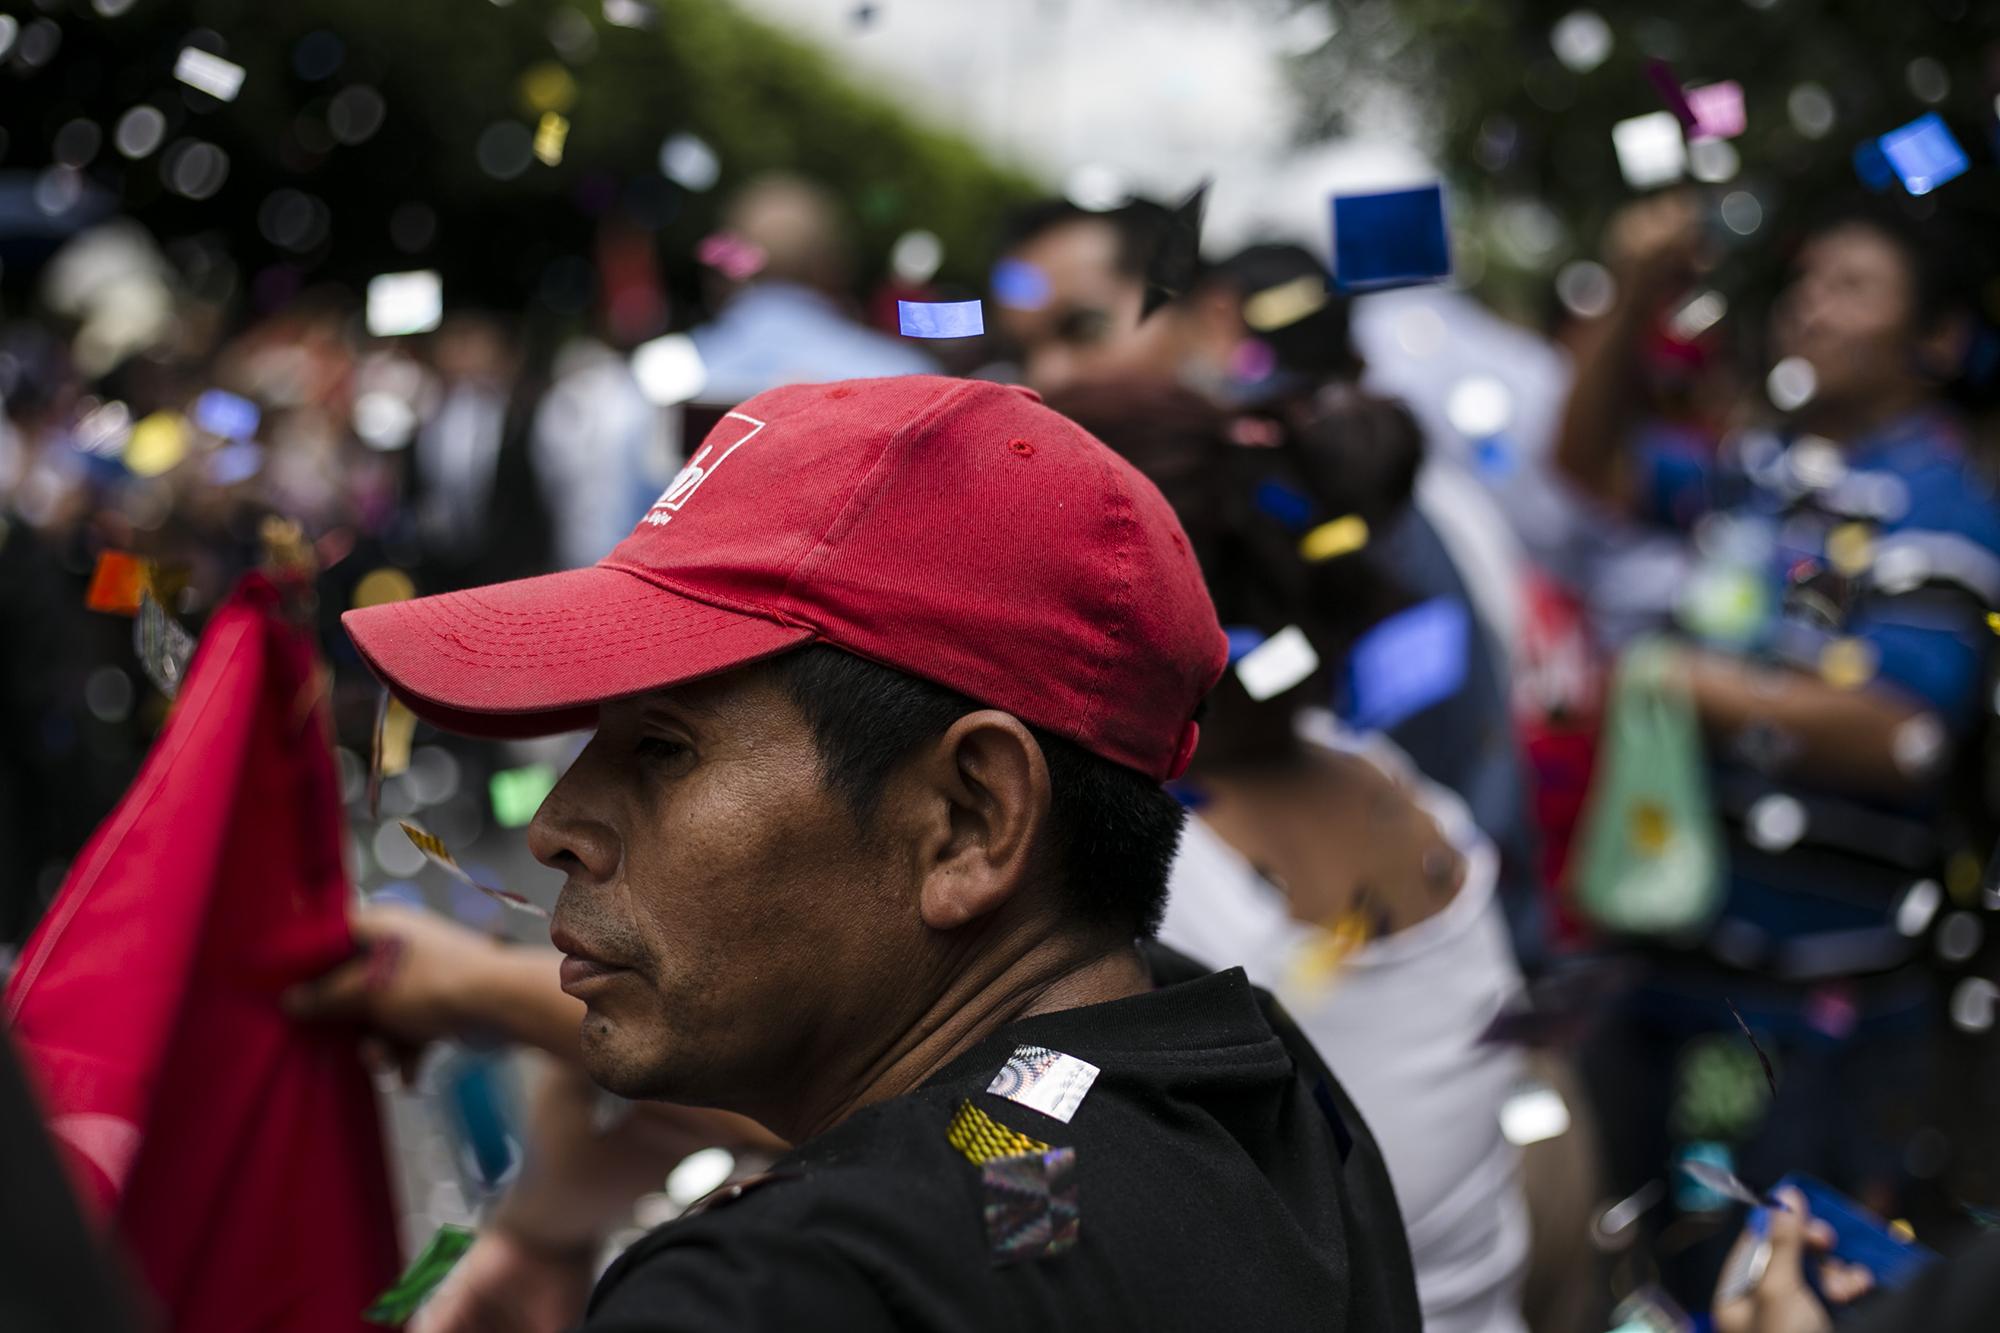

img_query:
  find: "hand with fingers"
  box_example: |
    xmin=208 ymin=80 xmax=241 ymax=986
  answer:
xmin=285 ymin=903 xmax=519 ymax=1078
xmin=1715 ymin=1187 xmax=1877 ymax=1333
xmin=406 ymin=1225 xmax=598 ymax=1333
xmin=1604 ymin=188 xmax=1709 ymax=304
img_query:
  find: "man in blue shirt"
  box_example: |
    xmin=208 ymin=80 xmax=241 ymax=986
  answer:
xmin=1555 ymin=193 xmax=2000 ymax=1295
xmin=690 ymin=174 xmax=935 ymax=402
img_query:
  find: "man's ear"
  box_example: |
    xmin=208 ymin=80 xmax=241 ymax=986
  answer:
xmin=905 ymin=711 xmax=1051 ymax=932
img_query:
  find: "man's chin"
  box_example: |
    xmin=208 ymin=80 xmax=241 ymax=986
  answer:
xmin=576 ymin=1014 xmax=684 ymax=1102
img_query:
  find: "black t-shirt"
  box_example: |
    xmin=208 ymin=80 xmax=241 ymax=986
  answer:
xmin=581 ymin=946 xmax=1421 ymax=1331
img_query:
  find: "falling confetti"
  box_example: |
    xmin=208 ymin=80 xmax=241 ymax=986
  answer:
xmin=1234 ymin=625 xmax=1320 ymax=702
xmin=1725 ymin=997 xmax=1780 ymax=1100
xmin=1140 ymin=179 xmax=1209 ymax=318
xmin=1242 ymin=274 xmax=1329 ymax=332
xmin=134 ymin=591 xmax=196 ymax=700
xmin=85 ymin=550 xmax=152 ymax=615
xmin=363 ymin=1224 xmax=476 ymax=1325
xmin=1819 ymin=637 xmax=1878 ymax=690
xmin=1283 ymin=911 xmax=1370 ymax=995
xmin=366 ymin=270 xmax=444 ymax=337
xmin=1298 ymin=515 xmax=1369 ymax=562
xmin=1330 ymin=184 xmax=1452 ymax=292
xmin=1643 ymin=58 xmax=1698 ymax=130
xmin=532 ymin=111 xmax=569 ymax=166
xmin=368 ymin=690 xmax=417 ymax=819
xmin=1679 ymin=1158 xmax=1763 ymax=1209
xmin=897 ymin=300 xmax=984 ymax=338
xmin=174 ymin=47 xmax=246 ymax=102
xmin=400 ymin=821 xmax=547 ymax=918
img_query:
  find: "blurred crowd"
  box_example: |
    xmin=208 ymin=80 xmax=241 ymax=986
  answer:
xmin=6 ymin=8 xmax=2000 ymax=1332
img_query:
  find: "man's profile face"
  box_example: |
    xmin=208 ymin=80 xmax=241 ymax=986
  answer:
xmin=529 ymin=666 xmax=915 ymax=1112
xmin=995 ymin=217 xmax=1189 ymax=394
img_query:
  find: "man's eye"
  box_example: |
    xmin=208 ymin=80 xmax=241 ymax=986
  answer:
xmin=636 ymin=737 xmax=689 ymax=764
xmin=1058 ymin=308 xmax=1112 ymax=344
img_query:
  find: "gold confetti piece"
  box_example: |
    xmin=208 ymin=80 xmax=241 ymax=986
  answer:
xmin=947 ymin=1099 xmax=1048 ymax=1166
xmin=1629 ymin=799 xmax=1671 ymax=854
xmin=533 ymin=112 xmax=569 ymax=166
xmin=353 ymin=567 xmax=417 ymax=609
xmin=123 ymin=411 xmax=190 ymax=477
xmin=1889 ymin=1218 xmax=1915 ymax=1243
xmin=1825 ymin=522 xmax=1874 ymax=577
xmin=1947 ymin=849 xmax=1982 ymax=906
xmin=1299 ymin=515 xmax=1369 ymax=563
xmin=1283 ymin=911 xmax=1371 ymax=995
xmin=376 ymin=694 xmax=416 ymax=778
xmin=399 ymin=821 xmax=548 ymax=918
xmin=1242 ymin=274 xmax=1329 ymax=332
xmin=369 ymin=691 xmax=418 ymax=818
xmin=1818 ymin=637 xmax=1877 ymax=691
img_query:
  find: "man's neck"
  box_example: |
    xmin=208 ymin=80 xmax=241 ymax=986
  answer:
xmin=774 ymin=934 xmax=1151 ymax=1144
xmin=1799 ymin=388 xmax=1929 ymax=446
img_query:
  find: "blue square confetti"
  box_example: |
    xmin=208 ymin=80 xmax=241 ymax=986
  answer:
xmin=898 ymin=299 xmax=984 ymax=339
xmin=1330 ymin=185 xmax=1451 ymax=293
xmin=1875 ymin=113 xmax=1969 ymax=197
xmin=194 ymin=389 xmax=260 ymax=440
xmin=991 ymin=259 xmax=1052 ymax=311
xmin=1254 ymin=479 xmax=1316 ymax=532
xmin=1338 ymin=598 xmax=1470 ymax=731
xmin=1224 ymin=625 xmax=1268 ymax=664
xmin=1851 ymin=139 xmax=1894 ymax=193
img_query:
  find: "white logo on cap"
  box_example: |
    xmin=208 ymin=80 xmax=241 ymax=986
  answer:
xmin=640 ymin=410 xmax=766 ymax=528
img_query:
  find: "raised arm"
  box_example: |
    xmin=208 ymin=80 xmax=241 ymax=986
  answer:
xmin=1553 ymin=190 xmax=1706 ymax=511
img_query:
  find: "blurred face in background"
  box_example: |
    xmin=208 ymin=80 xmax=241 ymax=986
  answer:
xmin=994 ymin=218 xmax=1192 ymax=393
xmin=1771 ymin=223 xmax=1956 ymax=429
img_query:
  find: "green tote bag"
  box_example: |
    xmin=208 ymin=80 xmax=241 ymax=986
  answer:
xmin=1570 ymin=637 xmax=1725 ymax=939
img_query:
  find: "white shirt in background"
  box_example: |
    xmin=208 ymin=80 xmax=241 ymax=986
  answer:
xmin=1157 ymin=720 xmax=1530 ymax=1333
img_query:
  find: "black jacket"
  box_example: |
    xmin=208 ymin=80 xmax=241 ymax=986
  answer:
xmin=583 ymin=945 xmax=1421 ymax=1331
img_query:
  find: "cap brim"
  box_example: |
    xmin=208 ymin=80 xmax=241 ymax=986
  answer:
xmin=341 ymin=566 xmax=813 ymax=738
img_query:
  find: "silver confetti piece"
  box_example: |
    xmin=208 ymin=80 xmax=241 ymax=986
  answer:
xmin=135 ymin=591 xmax=196 ymax=699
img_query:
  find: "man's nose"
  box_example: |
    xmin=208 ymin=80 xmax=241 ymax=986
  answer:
xmin=526 ymin=749 xmax=620 ymax=884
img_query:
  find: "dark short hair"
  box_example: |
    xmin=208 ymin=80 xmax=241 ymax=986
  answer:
xmin=997 ymin=196 xmax=1184 ymax=284
xmin=1806 ymin=198 xmax=1982 ymax=334
xmin=763 ymin=644 xmax=1186 ymax=938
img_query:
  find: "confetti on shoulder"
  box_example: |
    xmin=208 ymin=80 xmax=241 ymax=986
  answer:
xmin=898 ymin=299 xmax=983 ymax=339
xmin=399 ymin=821 xmax=548 ymax=918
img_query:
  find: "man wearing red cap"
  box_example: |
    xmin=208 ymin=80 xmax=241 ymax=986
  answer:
xmin=313 ymin=375 xmax=1420 ymax=1330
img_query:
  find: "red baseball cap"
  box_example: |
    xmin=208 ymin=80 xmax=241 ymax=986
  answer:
xmin=343 ymin=375 xmax=1226 ymax=781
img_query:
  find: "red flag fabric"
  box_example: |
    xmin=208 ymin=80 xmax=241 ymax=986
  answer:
xmin=5 ymin=573 xmax=399 ymax=1331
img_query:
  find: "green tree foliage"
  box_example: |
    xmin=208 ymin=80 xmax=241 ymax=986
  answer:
xmin=1289 ymin=0 xmax=2000 ymax=321
xmin=2 ymin=0 xmax=1038 ymax=317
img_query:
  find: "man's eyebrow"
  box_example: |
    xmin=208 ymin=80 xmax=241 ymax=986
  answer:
xmin=639 ymin=687 xmax=724 ymax=722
